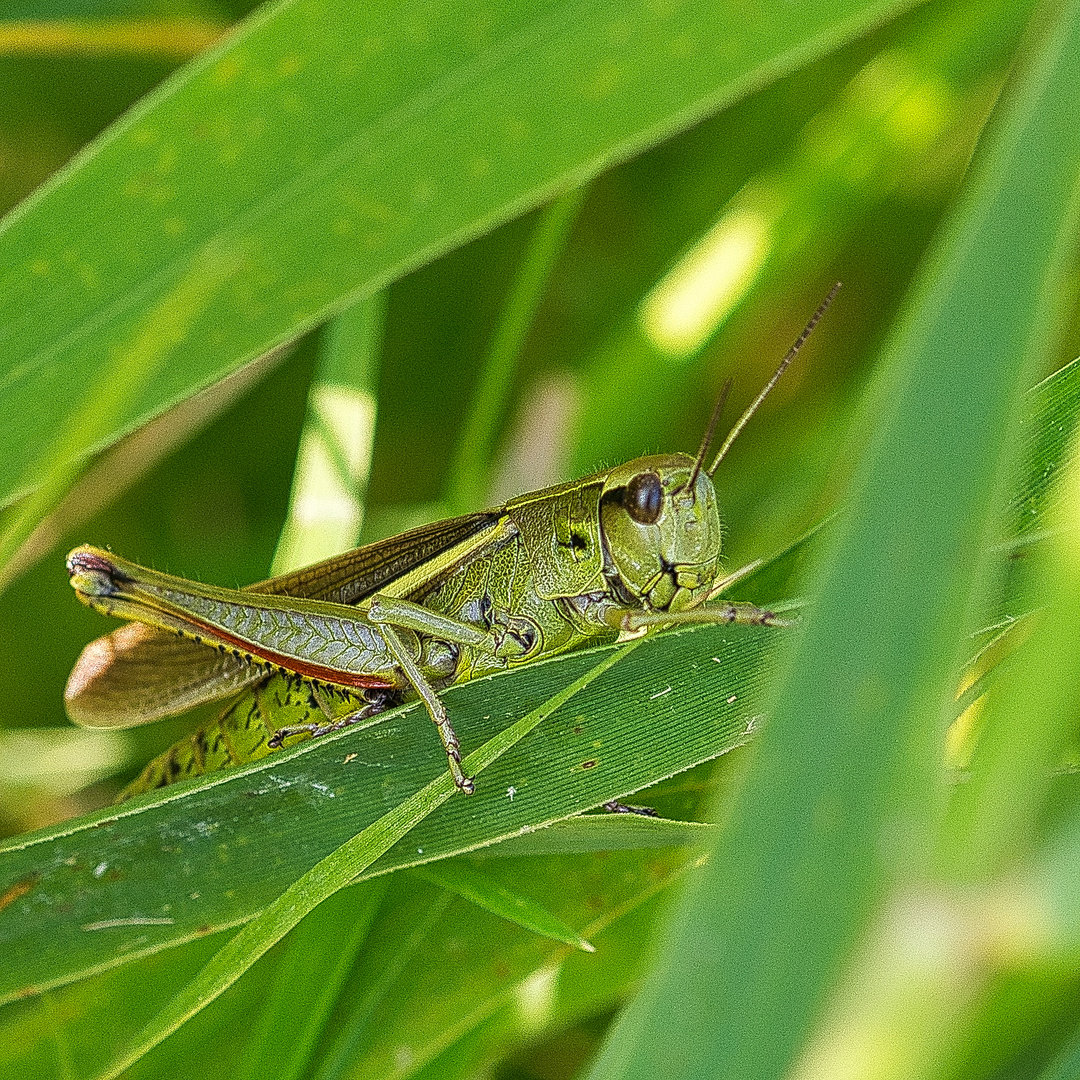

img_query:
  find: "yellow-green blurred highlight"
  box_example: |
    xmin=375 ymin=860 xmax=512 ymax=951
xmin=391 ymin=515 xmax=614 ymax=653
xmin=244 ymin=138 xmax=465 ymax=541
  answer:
xmin=0 ymin=20 xmax=226 ymax=59
xmin=271 ymin=296 xmax=384 ymax=575
xmin=573 ymin=35 xmax=969 ymax=475
xmin=945 ymin=613 xmax=1038 ymax=768
xmin=0 ymin=727 xmax=134 ymax=833
xmin=270 ymin=384 xmax=377 ymax=573
xmin=0 ymin=728 xmax=132 ymax=795
xmin=639 ymin=204 xmax=772 ymax=358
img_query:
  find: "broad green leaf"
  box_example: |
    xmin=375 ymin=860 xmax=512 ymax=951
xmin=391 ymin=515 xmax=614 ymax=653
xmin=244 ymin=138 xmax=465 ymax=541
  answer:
xmin=0 ymin=0 xmax=924 ymax=571
xmin=0 ymin=621 xmax=774 ymax=1004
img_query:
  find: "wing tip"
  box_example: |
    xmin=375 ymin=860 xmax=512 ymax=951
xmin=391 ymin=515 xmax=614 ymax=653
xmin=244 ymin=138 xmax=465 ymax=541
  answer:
xmin=64 ymin=623 xmax=157 ymax=726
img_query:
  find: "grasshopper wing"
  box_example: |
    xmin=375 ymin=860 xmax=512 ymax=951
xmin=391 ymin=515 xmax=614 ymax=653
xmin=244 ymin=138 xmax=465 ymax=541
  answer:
xmin=66 ymin=511 xmax=502 ymax=727
xmin=65 ymin=621 xmax=260 ymax=727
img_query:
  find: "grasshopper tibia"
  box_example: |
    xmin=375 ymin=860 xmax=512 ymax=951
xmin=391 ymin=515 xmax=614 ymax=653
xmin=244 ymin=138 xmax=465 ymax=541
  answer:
xmin=369 ymin=617 xmax=475 ymax=794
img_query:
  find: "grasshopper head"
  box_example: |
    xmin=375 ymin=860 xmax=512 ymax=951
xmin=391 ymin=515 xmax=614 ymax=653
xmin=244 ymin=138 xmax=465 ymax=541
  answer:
xmin=595 ymin=287 xmax=842 ymax=616
xmin=600 ymin=454 xmax=721 ymax=613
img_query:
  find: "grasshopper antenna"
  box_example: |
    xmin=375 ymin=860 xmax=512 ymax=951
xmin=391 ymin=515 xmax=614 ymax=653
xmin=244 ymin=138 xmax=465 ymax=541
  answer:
xmin=683 ymin=377 xmax=733 ymax=494
xmin=708 ymin=282 xmax=841 ymax=477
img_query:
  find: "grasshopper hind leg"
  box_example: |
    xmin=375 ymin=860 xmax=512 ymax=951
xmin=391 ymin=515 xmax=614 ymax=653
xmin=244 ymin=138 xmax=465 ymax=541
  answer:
xmin=267 ymin=686 xmax=399 ymax=748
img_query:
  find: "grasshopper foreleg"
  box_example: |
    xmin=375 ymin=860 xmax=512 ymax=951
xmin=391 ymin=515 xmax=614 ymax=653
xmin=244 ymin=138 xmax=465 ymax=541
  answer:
xmin=619 ymin=601 xmax=795 ymax=633
xmin=369 ymin=616 xmax=475 ymax=794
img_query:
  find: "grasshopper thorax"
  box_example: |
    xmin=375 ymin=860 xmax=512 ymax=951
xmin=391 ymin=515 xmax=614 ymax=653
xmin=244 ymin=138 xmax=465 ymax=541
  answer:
xmin=600 ymin=453 xmax=722 ymax=613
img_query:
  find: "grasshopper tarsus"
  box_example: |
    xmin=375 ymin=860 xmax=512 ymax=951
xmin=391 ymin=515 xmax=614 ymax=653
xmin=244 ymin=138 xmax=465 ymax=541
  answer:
xmin=719 ymin=602 xmax=789 ymax=627
xmin=620 ymin=599 xmax=792 ymax=634
xmin=435 ymin=716 xmax=474 ymax=794
xmin=602 ymin=800 xmax=659 ymax=817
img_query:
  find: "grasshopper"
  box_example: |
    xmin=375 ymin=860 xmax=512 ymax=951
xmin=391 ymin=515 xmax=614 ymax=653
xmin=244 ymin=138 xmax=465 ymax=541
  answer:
xmin=66 ymin=286 xmax=838 ymax=796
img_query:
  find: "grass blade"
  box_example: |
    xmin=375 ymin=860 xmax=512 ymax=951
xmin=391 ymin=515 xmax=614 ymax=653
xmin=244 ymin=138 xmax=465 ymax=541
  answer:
xmin=585 ymin=2 xmax=1080 ymax=1076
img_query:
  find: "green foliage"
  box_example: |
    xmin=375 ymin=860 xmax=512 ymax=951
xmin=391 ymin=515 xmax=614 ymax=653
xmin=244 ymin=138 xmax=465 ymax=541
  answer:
xmin=1 ymin=0 xmax=1080 ymax=1079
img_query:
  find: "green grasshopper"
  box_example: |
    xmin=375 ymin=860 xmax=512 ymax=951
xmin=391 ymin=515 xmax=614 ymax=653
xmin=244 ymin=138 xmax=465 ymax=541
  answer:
xmin=66 ymin=287 xmax=838 ymax=796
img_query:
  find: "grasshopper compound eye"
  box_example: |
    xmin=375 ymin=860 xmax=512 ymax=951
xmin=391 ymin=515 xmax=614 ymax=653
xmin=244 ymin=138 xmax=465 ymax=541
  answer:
xmin=623 ymin=472 xmax=663 ymax=525
xmin=600 ymin=454 xmax=723 ymax=612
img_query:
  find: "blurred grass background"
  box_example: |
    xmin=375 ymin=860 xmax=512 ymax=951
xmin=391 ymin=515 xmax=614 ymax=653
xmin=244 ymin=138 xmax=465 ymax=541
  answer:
xmin=1 ymin=0 xmax=1080 ymax=1078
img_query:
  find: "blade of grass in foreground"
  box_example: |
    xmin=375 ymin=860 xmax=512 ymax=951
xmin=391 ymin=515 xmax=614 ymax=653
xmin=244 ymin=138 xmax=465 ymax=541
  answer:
xmin=0 ymin=0 xmax=924 ymax=576
xmin=585 ymin=1 xmax=1080 ymax=1077
xmin=92 ymin=639 xmax=640 ymax=1080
